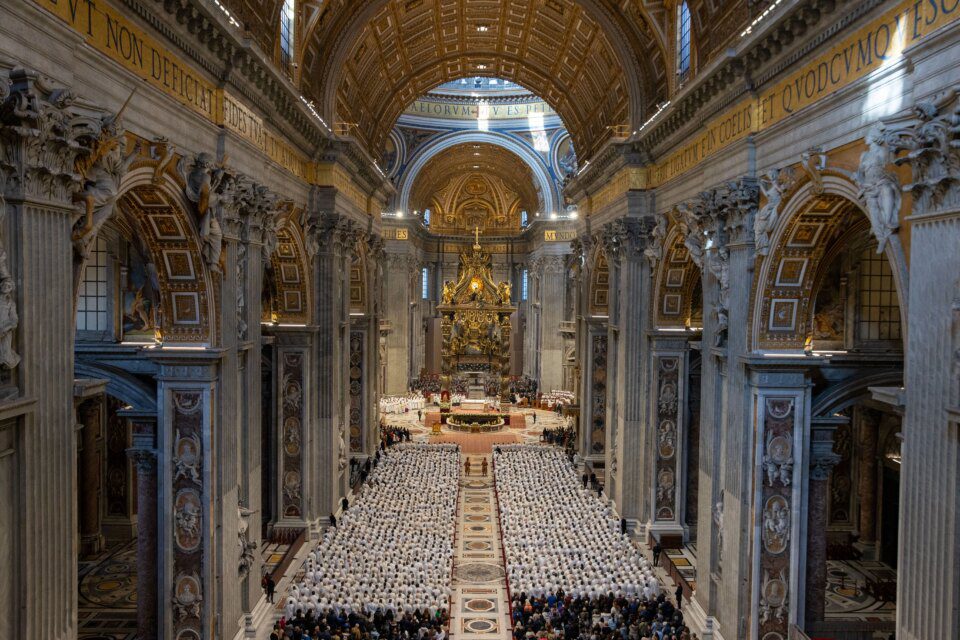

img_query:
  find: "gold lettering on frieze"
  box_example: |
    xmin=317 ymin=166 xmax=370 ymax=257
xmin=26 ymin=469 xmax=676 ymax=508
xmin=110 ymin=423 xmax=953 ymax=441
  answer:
xmin=650 ymin=0 xmax=960 ymax=186
xmin=34 ymin=0 xmax=219 ymax=119
xmin=395 ymin=229 xmax=409 ymax=240
xmin=545 ymin=230 xmax=577 ymax=242
xmin=404 ymin=99 xmax=556 ymax=121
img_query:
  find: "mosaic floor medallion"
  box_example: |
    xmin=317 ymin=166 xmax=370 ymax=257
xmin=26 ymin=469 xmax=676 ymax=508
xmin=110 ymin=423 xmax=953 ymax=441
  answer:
xmin=466 ymin=541 xmax=492 ymax=551
xmin=463 ymin=618 xmax=500 ymax=634
xmin=464 ymin=598 xmax=498 ymax=613
xmin=466 ymin=514 xmax=490 ymax=522
xmin=455 ymin=562 xmax=505 ymax=583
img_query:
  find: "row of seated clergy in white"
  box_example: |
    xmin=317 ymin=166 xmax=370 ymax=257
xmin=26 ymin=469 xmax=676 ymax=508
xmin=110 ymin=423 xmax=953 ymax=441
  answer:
xmin=287 ymin=444 xmax=459 ymax=618
xmin=285 ymin=443 xmax=660 ymax=619
xmin=494 ymin=446 xmax=661 ymax=601
xmin=378 ymin=394 xmax=427 ymax=414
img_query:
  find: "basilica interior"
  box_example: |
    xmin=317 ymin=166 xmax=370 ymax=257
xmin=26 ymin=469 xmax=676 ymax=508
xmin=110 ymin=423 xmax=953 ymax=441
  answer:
xmin=0 ymin=1 xmax=958 ymax=639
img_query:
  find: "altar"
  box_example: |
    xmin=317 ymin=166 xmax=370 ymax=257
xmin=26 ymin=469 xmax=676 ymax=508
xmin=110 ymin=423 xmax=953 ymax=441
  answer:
xmin=460 ymin=399 xmax=488 ymax=412
xmin=438 ymin=230 xmax=516 ymax=400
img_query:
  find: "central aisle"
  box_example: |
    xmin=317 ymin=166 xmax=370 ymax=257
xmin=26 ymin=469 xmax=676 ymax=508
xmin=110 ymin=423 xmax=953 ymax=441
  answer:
xmin=448 ymin=454 xmax=513 ymax=640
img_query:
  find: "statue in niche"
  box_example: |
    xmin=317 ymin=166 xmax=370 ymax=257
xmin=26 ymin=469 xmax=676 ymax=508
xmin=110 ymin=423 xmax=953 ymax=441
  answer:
xmin=237 ymin=499 xmax=258 ymax=578
xmin=0 ymin=192 xmax=19 ymax=371
xmin=184 ymin=152 xmax=229 ymax=271
xmin=856 ymin=124 xmax=902 ymax=253
xmin=755 ymin=168 xmax=790 ymax=256
xmin=712 ymin=492 xmax=724 ymax=566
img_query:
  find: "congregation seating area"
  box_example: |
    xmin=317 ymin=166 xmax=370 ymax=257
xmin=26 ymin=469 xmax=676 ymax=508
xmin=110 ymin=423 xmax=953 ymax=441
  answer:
xmin=494 ymin=446 xmax=661 ymax=599
xmin=494 ymin=446 xmax=696 ymax=639
xmin=285 ymin=445 xmax=460 ymax=629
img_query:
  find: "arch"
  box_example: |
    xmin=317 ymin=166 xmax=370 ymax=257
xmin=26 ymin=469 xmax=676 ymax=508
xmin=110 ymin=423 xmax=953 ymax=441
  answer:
xmin=749 ymin=174 xmax=909 ymax=352
xmin=301 ymin=0 xmax=668 ymax=161
xmin=811 ymin=370 xmax=904 ymax=418
xmin=74 ymin=362 xmax=158 ymax=413
xmin=265 ymin=213 xmax=311 ymax=324
xmin=652 ymin=222 xmax=703 ymax=329
xmin=110 ymin=166 xmax=218 ymax=345
xmin=397 ymin=131 xmax=560 ymax=218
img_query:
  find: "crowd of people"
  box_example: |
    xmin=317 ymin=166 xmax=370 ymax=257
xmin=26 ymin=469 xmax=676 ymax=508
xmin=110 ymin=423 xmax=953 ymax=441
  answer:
xmin=380 ymin=425 xmax=412 ymax=447
xmin=409 ymin=375 xmax=442 ymax=394
xmin=285 ymin=444 xmax=459 ymax=631
xmin=495 ymin=446 xmax=695 ymax=640
xmin=270 ymin=605 xmax=449 ymax=640
xmin=540 ymin=425 xmax=575 ymax=448
xmin=509 ymin=590 xmax=693 ymax=640
xmin=507 ymin=376 xmax=539 ymax=403
xmin=494 ymin=446 xmax=662 ymax=600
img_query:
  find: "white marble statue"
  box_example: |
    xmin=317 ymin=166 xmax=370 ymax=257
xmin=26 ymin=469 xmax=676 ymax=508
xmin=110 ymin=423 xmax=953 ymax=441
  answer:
xmin=755 ymin=168 xmax=789 ymax=256
xmin=856 ymin=124 xmax=902 ymax=253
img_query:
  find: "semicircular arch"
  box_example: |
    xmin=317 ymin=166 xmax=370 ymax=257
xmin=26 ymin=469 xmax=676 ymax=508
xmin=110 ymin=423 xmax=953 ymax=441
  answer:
xmin=749 ymin=174 xmax=909 ymax=352
xmin=302 ymin=0 xmax=666 ymax=161
xmin=110 ymin=166 xmax=217 ymax=345
xmin=398 ymin=131 xmax=559 ymax=218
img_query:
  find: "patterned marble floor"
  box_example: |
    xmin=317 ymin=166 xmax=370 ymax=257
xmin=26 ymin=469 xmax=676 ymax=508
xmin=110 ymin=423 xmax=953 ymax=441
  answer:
xmin=823 ymin=559 xmax=897 ymax=621
xmin=77 ymin=539 xmax=138 ymax=640
xmin=450 ymin=456 xmax=512 ymax=640
xmin=384 ymin=405 xmax=566 ymax=451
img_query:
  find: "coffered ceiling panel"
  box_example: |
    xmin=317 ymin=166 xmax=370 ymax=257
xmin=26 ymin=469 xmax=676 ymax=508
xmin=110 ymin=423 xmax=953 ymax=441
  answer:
xmin=299 ymin=0 xmax=668 ymax=164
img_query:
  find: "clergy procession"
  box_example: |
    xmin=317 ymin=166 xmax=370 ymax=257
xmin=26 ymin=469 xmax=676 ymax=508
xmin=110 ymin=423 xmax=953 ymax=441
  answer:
xmin=285 ymin=444 xmax=460 ymax=634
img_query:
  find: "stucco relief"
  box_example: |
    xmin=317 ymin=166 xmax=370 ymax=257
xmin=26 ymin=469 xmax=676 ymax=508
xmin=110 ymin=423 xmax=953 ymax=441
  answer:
xmin=761 ymin=495 xmax=790 ymax=554
xmin=172 ymin=572 xmax=203 ymax=620
xmin=280 ymin=352 xmax=304 ymax=519
xmin=654 ymin=356 xmax=680 ymax=522
xmin=173 ymin=429 xmax=202 ymax=484
xmin=173 ymin=489 xmax=202 ymax=552
xmin=762 ymin=432 xmax=793 ymax=487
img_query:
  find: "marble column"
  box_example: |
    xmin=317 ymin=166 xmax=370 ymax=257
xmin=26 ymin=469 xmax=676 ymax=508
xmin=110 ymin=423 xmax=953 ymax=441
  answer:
xmin=126 ymin=414 xmax=158 ymax=640
xmin=805 ymin=420 xmax=842 ymax=625
xmin=305 ymin=205 xmax=354 ymax=523
xmin=538 ymin=256 xmax=567 ymax=393
xmin=746 ymin=359 xmax=817 ymax=640
xmin=0 ymin=68 xmax=94 ymax=639
xmin=855 ymin=408 xmax=879 ymax=544
xmin=77 ymin=398 xmax=105 ymax=556
xmin=383 ymin=253 xmax=416 ymax=394
xmin=149 ymin=350 xmax=223 ymax=640
xmin=608 ymin=219 xmax=652 ymax=528
xmin=884 ymin=97 xmax=960 ymax=640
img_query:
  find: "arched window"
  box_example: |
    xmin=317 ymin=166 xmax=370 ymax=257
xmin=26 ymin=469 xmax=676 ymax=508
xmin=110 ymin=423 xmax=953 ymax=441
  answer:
xmin=521 ymin=269 xmax=529 ymax=301
xmin=520 ymin=210 xmax=528 ymax=227
xmin=421 ymin=267 xmax=430 ymax=300
xmin=280 ymin=0 xmax=295 ymax=70
xmin=676 ymin=1 xmax=692 ymax=84
xmin=423 ymin=208 xmax=431 ymax=225
xmin=76 ymin=235 xmax=110 ymax=333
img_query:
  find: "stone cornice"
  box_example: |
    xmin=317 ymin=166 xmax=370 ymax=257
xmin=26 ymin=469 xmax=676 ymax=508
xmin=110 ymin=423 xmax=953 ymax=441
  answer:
xmin=636 ymin=0 xmax=876 ymax=158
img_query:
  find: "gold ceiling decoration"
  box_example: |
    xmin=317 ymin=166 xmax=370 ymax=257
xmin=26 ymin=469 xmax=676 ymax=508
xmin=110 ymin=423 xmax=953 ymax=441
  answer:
xmin=410 ymin=143 xmax=539 ymax=236
xmin=298 ymin=0 xmax=669 ymax=162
